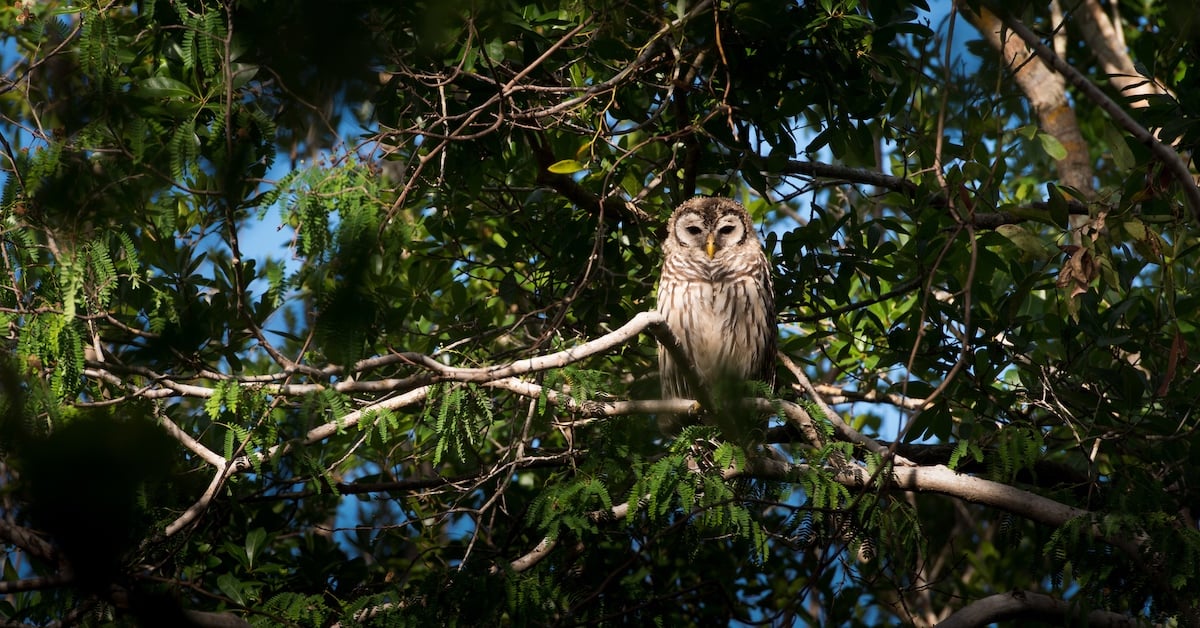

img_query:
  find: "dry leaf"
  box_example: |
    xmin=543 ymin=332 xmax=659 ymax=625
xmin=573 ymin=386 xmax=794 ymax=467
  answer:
xmin=1056 ymin=245 xmax=1098 ymax=298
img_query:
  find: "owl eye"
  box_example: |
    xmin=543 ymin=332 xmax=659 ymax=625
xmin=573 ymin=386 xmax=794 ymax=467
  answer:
xmin=685 ymin=226 xmax=703 ymax=235
xmin=718 ymin=224 xmax=737 ymax=235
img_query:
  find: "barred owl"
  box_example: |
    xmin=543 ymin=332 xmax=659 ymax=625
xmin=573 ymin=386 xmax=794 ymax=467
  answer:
xmin=656 ymin=197 xmax=777 ymax=435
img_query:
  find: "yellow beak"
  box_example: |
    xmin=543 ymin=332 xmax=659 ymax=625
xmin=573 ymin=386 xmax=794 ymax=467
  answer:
xmin=705 ymin=234 xmax=716 ymax=259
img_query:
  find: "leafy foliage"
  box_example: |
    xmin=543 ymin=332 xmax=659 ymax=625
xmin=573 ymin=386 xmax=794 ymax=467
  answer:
xmin=2 ymin=0 xmax=1200 ymax=625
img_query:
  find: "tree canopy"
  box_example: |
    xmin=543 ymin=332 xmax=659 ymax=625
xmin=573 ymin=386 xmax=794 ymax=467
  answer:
xmin=2 ymin=0 xmax=1200 ymax=625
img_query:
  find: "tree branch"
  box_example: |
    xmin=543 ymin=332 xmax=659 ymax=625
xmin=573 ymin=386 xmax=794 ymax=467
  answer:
xmin=779 ymin=159 xmax=1093 ymax=229
xmin=1073 ymin=0 xmax=1166 ymax=105
xmin=987 ymin=4 xmax=1200 ymax=222
xmin=0 ymin=574 xmax=70 ymax=594
xmin=782 ymin=159 xmax=917 ymax=193
xmin=747 ymin=458 xmax=1144 ymax=559
xmin=506 ymin=536 xmax=558 ymax=573
xmin=530 ymin=132 xmax=651 ymax=226
xmin=938 ymin=589 xmax=1136 ymax=628
xmin=779 ymin=352 xmax=915 ymax=466
xmin=391 ymin=311 xmax=667 ymax=384
xmin=961 ymin=3 xmax=1095 ymax=197
xmin=164 ymin=465 xmax=228 ymax=536
xmin=0 ymin=519 xmax=57 ymax=563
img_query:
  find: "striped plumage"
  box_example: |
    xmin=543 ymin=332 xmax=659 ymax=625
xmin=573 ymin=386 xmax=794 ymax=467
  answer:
xmin=656 ymin=197 xmax=776 ymax=434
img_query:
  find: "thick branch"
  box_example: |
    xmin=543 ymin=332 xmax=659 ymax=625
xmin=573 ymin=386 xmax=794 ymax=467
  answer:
xmin=1073 ymin=0 xmax=1165 ymax=105
xmin=753 ymin=459 xmax=1076 ymax=524
xmin=782 ymin=159 xmax=917 ymax=193
xmin=164 ymin=465 xmax=228 ymax=536
xmin=0 ymin=574 xmax=69 ymax=593
xmin=987 ymin=5 xmax=1200 ymax=221
xmin=155 ymin=412 xmax=225 ymax=468
xmin=962 ymin=3 xmax=1094 ymax=196
xmin=746 ymin=458 xmax=1144 ymax=558
xmin=0 ymin=519 xmax=56 ymax=563
xmin=393 ymin=311 xmax=666 ymax=384
xmin=506 ymin=537 xmax=558 ymax=573
xmin=938 ymin=590 xmax=1135 ymax=628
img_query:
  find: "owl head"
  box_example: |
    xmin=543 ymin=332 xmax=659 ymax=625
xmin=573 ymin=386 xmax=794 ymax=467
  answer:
xmin=664 ymin=196 xmax=758 ymax=261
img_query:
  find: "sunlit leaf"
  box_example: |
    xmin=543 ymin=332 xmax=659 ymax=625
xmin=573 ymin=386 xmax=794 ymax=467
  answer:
xmin=547 ymin=159 xmax=587 ymax=174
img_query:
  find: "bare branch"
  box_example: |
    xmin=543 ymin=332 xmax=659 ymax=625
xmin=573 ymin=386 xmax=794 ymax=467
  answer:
xmin=1073 ymin=0 xmax=1166 ymax=106
xmin=84 ymin=311 xmax=668 ymax=411
xmin=812 ymin=382 xmax=926 ymax=410
xmin=507 ymin=537 xmax=558 ymax=573
xmin=164 ymin=466 xmax=228 ymax=537
xmin=0 ymin=574 xmax=69 ymax=594
xmin=747 ymin=458 xmax=1145 ymax=559
xmin=782 ymin=159 xmax=917 ymax=194
xmin=938 ymin=589 xmax=1136 ymax=628
xmin=0 ymin=519 xmax=56 ymax=563
xmin=155 ymin=411 xmax=225 ymax=468
xmin=392 ymin=311 xmax=666 ymax=384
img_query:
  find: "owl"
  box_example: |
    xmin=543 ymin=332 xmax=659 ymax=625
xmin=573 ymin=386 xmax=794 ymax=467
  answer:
xmin=656 ymin=197 xmax=777 ymax=435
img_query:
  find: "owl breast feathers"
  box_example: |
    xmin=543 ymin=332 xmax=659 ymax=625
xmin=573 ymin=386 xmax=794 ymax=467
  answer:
xmin=656 ymin=197 xmax=777 ymax=430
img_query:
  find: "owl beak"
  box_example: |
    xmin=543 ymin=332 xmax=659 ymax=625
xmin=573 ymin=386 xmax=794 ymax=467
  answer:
xmin=705 ymin=234 xmax=716 ymax=259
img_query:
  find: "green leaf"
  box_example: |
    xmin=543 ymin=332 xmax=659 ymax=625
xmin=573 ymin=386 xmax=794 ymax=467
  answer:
xmin=245 ymin=528 xmax=267 ymax=570
xmin=1105 ymin=123 xmax=1137 ymax=170
xmin=1037 ymin=132 xmax=1068 ymax=161
xmin=136 ymin=76 xmax=196 ymax=99
xmin=547 ymin=159 xmax=586 ymax=174
xmin=217 ymin=574 xmax=246 ymax=606
xmin=996 ymin=224 xmax=1056 ymax=260
xmin=1046 ymin=183 xmax=1070 ymax=229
